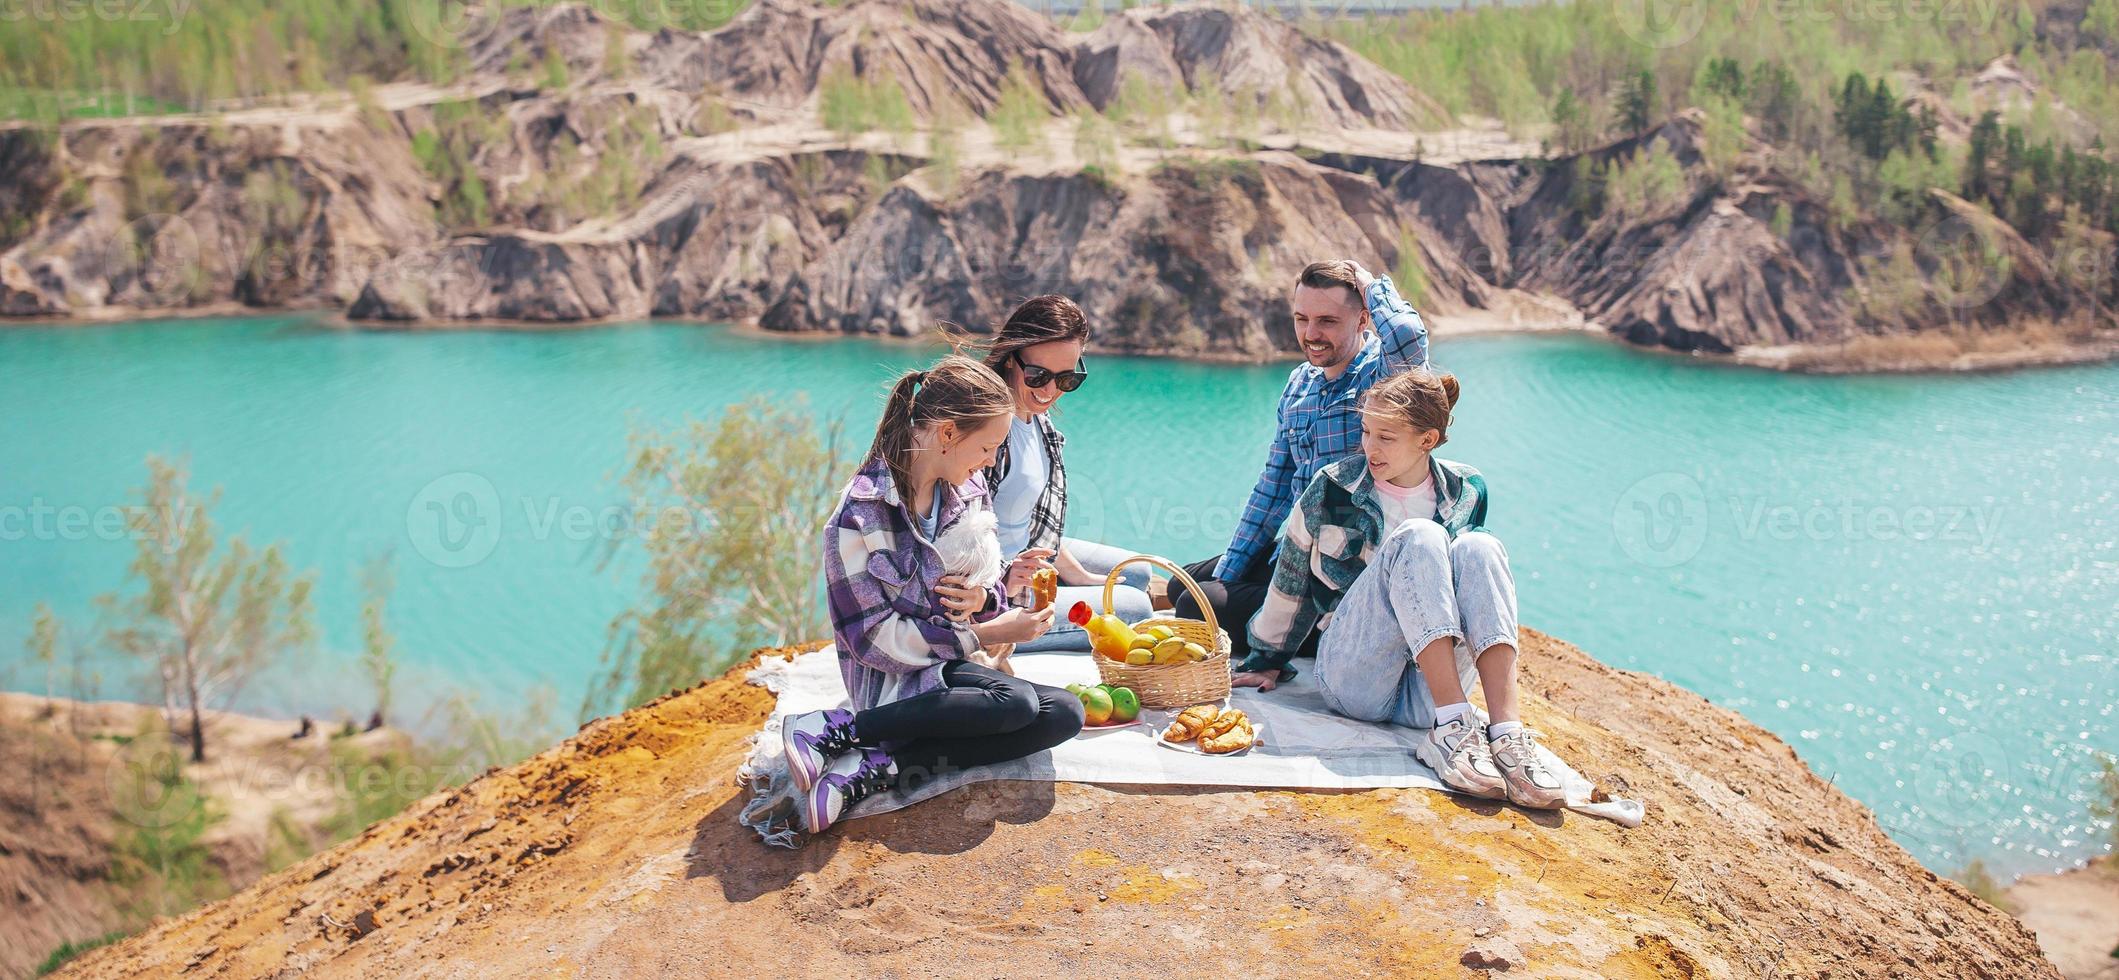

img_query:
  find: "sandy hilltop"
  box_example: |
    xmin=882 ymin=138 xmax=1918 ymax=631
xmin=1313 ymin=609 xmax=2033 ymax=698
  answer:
xmin=1 ymin=0 xmax=2114 ymax=370
xmin=35 ymin=628 xmax=2060 ymax=978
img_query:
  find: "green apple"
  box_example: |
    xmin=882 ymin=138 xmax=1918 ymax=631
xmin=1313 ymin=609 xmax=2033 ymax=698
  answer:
xmin=1107 ymin=686 xmax=1141 ymax=723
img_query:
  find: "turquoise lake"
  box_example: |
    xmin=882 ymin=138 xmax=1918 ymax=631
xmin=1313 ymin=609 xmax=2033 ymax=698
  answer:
xmin=1 ymin=316 xmax=2114 ymax=876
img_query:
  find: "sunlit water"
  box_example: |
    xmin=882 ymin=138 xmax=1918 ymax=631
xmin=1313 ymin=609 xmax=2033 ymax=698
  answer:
xmin=2 ymin=315 xmax=2113 ymax=875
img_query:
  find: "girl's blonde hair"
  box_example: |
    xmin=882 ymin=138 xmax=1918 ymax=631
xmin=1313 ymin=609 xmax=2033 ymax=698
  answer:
xmin=1361 ymin=368 xmax=1462 ymax=446
xmin=865 ymin=354 xmax=1016 ymax=493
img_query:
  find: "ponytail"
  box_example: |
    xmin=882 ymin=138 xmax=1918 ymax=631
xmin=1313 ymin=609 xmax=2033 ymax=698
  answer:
xmin=864 ymin=356 xmax=1015 ymax=494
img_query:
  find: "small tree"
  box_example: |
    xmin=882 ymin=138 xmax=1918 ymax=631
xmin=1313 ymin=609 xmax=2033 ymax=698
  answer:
xmin=358 ymin=553 xmax=398 ymax=730
xmin=586 ymin=399 xmax=847 ymax=716
xmin=101 ymin=458 xmax=315 ymax=763
xmin=1550 ymin=87 xmax=1598 ymax=156
xmin=1618 ymin=69 xmax=1658 ymax=135
xmin=27 ymin=602 xmax=59 ymax=707
xmin=2091 ymin=751 xmax=2119 ymax=850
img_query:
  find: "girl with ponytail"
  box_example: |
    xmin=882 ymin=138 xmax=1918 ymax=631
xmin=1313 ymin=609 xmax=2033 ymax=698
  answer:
xmin=1236 ymin=368 xmax=1583 ymax=811
xmin=783 ymin=354 xmax=1083 ymax=833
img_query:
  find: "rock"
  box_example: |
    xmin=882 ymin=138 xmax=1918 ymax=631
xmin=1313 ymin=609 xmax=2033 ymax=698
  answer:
xmin=0 ymin=0 xmax=2108 ymax=370
xmin=1072 ymin=5 xmax=1444 ymax=130
xmin=1460 ymin=937 xmax=1525 ymax=971
xmin=694 ymin=0 xmax=1089 ymax=119
xmin=760 ymin=152 xmax=1423 ymax=356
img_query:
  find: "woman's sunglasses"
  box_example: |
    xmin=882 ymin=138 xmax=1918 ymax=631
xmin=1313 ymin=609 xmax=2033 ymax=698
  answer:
xmin=1013 ymin=352 xmax=1088 ymax=392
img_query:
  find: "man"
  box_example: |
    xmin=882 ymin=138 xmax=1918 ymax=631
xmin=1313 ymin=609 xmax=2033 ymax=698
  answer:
xmin=1168 ymin=258 xmax=1428 ymax=689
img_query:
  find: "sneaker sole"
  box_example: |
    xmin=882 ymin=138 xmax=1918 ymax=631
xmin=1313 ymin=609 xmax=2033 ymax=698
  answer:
xmin=1412 ymin=739 xmax=1506 ymax=800
xmin=783 ymin=725 xmax=821 ymax=795
xmin=1504 ymin=783 xmax=1567 ymax=810
xmin=804 ymin=788 xmax=831 ymax=834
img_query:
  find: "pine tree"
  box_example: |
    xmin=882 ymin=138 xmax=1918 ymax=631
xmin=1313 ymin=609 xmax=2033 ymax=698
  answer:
xmin=1966 ymin=111 xmax=2002 ymax=202
xmin=1618 ymin=70 xmax=1658 ymax=135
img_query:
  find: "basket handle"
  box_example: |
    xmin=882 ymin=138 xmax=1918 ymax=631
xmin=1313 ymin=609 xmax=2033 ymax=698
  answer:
xmin=1102 ymin=554 xmax=1219 ymax=638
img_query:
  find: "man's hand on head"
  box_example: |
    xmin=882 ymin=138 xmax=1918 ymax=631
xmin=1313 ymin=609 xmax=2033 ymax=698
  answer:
xmin=1344 ymin=259 xmax=1375 ymax=291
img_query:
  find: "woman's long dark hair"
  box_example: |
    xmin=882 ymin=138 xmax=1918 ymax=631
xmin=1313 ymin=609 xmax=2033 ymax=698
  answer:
xmin=949 ymin=295 xmax=1090 ymax=380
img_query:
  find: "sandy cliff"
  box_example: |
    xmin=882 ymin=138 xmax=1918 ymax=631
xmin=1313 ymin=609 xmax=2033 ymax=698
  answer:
xmin=47 ymin=629 xmax=2056 ymax=978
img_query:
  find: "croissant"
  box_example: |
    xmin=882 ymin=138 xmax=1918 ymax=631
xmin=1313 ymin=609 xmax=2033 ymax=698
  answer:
xmin=1030 ymin=567 xmax=1059 ymax=611
xmin=1199 ymin=711 xmax=1254 ymax=754
xmin=1199 ymin=708 xmax=1248 ymax=741
xmin=1161 ymin=704 xmax=1220 ymax=743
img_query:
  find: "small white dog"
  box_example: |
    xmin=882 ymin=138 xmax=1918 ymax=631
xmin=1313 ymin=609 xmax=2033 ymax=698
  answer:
xmin=932 ymin=509 xmax=1014 ymax=674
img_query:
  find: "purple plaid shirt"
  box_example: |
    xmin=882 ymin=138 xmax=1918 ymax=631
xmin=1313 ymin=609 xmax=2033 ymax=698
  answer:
xmin=1219 ymin=274 xmax=1429 ymax=581
xmin=822 ymin=458 xmax=1009 ymax=711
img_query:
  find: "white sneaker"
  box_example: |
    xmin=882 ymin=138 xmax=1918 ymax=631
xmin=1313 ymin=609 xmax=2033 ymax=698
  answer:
xmin=1413 ymin=716 xmax=1507 ymax=799
xmin=1489 ymin=727 xmax=1567 ymax=809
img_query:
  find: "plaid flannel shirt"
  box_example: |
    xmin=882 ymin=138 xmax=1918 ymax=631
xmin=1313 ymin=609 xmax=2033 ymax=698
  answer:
xmin=985 ymin=413 xmax=1067 ymax=555
xmin=1219 ymin=274 xmax=1430 ymax=582
xmin=1241 ymin=453 xmax=1490 ymax=676
xmin=822 ymin=458 xmax=1009 ymax=711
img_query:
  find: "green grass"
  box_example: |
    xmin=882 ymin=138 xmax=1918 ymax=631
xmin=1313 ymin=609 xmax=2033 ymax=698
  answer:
xmin=817 ymin=67 xmax=916 ymax=142
xmin=990 ymin=63 xmax=1050 ymax=153
xmin=0 ymin=0 xmax=757 ymax=121
xmin=35 ymin=931 xmax=129 ymax=977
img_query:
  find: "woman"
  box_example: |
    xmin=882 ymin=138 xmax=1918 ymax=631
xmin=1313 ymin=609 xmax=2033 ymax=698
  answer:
xmin=972 ymin=295 xmax=1153 ymax=652
xmin=782 ymin=355 xmax=1083 ymax=834
xmin=1235 ymin=369 xmax=1576 ymax=809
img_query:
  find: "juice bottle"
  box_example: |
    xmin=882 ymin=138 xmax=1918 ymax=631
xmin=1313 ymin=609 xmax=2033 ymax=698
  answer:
xmin=1068 ymin=602 xmax=1139 ymax=657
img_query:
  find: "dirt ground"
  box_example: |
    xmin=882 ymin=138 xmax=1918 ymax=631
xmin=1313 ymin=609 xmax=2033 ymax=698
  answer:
xmin=49 ymin=629 xmax=2055 ymax=978
xmin=2010 ymin=858 xmax=2119 ymax=980
xmin=0 ymin=694 xmax=409 ymax=979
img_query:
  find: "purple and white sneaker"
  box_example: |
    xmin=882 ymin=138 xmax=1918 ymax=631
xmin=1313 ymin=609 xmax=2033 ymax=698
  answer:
xmin=781 ymin=708 xmax=859 ymax=794
xmin=804 ymin=748 xmax=896 ymax=834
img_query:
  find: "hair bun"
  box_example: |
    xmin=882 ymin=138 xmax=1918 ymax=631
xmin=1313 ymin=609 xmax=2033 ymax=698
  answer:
xmin=1439 ymin=373 xmax=1461 ymax=410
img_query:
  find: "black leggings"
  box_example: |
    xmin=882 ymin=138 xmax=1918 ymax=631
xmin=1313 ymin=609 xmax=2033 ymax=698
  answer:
xmin=852 ymin=661 xmax=1085 ymax=784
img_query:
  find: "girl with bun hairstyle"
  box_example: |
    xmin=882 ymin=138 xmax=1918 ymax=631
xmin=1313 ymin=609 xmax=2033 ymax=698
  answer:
xmin=1236 ymin=368 xmax=1575 ymax=810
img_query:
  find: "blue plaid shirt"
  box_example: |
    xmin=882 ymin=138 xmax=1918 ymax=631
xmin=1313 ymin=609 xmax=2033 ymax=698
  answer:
xmin=1219 ymin=275 xmax=1429 ymax=582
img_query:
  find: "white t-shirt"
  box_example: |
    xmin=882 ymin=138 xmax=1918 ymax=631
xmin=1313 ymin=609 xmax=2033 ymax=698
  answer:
xmin=992 ymin=415 xmax=1048 ymax=557
xmin=1374 ymin=472 xmax=1437 ymax=531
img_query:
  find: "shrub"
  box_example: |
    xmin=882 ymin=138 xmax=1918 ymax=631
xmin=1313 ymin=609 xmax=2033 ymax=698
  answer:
xmin=990 ymin=64 xmax=1050 ymax=153
xmin=585 ymin=398 xmax=848 ymax=716
xmin=1605 ymin=141 xmax=1689 ymax=220
xmin=818 ymin=67 xmax=916 ymax=142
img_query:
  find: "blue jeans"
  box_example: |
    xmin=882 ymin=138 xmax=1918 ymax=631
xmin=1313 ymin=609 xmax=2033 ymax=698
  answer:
xmin=1315 ymin=519 xmax=1517 ymax=731
xmin=1016 ymin=536 xmax=1154 ymax=653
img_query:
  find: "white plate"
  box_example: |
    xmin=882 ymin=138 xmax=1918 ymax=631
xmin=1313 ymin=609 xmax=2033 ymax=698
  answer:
xmin=1153 ymin=719 xmax=1264 ymax=756
xmin=1074 ymin=717 xmax=1145 ymax=736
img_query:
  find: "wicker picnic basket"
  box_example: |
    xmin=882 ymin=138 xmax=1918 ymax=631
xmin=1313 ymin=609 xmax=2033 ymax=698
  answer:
xmin=1091 ymin=555 xmax=1232 ymax=708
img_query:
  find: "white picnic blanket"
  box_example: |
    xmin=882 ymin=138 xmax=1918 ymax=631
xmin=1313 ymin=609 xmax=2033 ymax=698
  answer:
xmin=737 ymin=647 xmax=1644 ymax=846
